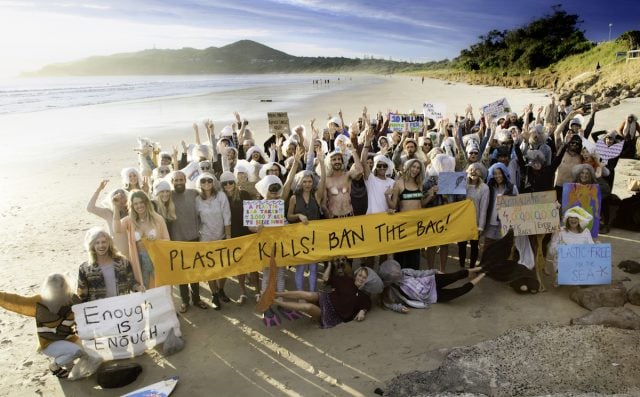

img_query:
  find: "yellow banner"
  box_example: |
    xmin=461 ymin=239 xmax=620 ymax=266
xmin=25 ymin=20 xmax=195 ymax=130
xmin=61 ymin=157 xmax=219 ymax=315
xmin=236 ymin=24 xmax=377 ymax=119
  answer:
xmin=145 ymin=200 xmax=478 ymax=286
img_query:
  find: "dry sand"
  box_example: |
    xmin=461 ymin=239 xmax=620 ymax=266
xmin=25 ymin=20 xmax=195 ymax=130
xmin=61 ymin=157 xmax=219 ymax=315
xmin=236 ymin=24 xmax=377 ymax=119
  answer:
xmin=0 ymin=75 xmax=639 ymax=397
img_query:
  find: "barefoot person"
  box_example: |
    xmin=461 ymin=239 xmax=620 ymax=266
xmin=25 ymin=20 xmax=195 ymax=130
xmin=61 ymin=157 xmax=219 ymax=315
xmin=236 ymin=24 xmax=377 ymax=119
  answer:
xmin=272 ymin=257 xmax=372 ymax=328
xmin=0 ymin=274 xmax=100 ymax=380
xmin=113 ymin=190 xmax=169 ymax=289
xmin=77 ymin=227 xmax=140 ymax=302
xmin=379 ymin=259 xmax=486 ymax=313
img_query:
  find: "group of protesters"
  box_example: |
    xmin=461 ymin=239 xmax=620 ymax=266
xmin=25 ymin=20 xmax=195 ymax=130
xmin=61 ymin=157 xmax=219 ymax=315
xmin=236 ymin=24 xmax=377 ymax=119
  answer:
xmin=2 ymin=100 xmax=640 ymax=379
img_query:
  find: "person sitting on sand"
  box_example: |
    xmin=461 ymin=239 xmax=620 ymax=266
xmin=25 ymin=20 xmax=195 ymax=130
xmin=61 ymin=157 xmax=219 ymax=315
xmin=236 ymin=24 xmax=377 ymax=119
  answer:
xmin=378 ymin=259 xmax=486 ymax=313
xmin=272 ymin=257 xmax=372 ymax=329
xmin=78 ymin=227 xmax=140 ymax=302
xmin=0 ymin=274 xmax=101 ymax=379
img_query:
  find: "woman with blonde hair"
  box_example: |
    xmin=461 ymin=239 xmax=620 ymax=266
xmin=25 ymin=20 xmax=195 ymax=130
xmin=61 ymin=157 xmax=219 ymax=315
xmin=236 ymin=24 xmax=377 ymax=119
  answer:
xmin=152 ymin=180 xmax=177 ymax=226
xmin=0 ymin=273 xmax=101 ymax=379
xmin=196 ymin=173 xmax=232 ymax=309
xmin=78 ymin=227 xmax=140 ymax=302
xmin=458 ymin=163 xmax=489 ymax=268
xmin=113 ymin=190 xmax=169 ymax=289
xmin=390 ymin=158 xmax=429 ymax=269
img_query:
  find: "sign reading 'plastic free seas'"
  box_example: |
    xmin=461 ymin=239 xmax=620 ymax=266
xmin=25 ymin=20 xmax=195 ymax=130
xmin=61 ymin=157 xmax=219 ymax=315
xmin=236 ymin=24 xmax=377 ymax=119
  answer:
xmin=557 ymin=243 xmax=611 ymax=285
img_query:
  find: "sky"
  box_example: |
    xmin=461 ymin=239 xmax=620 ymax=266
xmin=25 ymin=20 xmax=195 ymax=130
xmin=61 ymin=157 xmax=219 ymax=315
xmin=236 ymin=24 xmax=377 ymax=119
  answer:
xmin=0 ymin=0 xmax=637 ymax=78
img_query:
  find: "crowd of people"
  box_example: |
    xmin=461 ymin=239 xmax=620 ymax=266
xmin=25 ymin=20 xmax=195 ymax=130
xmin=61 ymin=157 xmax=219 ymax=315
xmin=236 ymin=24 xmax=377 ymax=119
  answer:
xmin=2 ymin=101 xmax=640 ymax=380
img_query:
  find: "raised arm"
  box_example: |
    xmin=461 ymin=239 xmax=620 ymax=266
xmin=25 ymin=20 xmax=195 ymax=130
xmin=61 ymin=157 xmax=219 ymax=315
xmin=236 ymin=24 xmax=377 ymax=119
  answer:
xmin=193 ymin=122 xmax=202 ymax=145
xmin=0 ymin=292 xmax=39 ymax=317
xmin=315 ymin=147 xmax=327 ymax=205
xmin=282 ymin=147 xmax=303 ymax=200
xmin=361 ymin=127 xmax=373 ymax=180
xmin=87 ymin=180 xmax=112 ymax=221
xmin=583 ymin=104 xmax=597 ymax=139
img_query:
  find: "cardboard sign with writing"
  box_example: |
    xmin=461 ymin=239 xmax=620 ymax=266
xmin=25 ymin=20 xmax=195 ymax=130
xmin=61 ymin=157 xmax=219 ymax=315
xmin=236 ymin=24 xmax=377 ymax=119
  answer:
xmin=389 ymin=113 xmax=425 ymax=133
xmin=481 ymin=97 xmax=511 ymax=118
xmin=562 ymin=183 xmax=601 ymax=237
xmin=437 ymin=172 xmax=467 ymax=195
xmin=267 ymin=112 xmax=290 ymax=134
xmin=497 ymin=191 xmax=560 ymax=236
xmin=423 ymin=102 xmax=446 ymax=120
xmin=243 ymin=199 xmax=285 ymax=227
xmin=557 ymin=243 xmax=612 ymax=285
xmin=72 ymin=287 xmax=181 ymax=360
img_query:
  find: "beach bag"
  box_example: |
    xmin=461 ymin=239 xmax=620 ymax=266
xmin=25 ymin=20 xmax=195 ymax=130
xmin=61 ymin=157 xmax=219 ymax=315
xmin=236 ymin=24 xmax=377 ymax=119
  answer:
xmin=97 ymin=363 xmax=142 ymax=389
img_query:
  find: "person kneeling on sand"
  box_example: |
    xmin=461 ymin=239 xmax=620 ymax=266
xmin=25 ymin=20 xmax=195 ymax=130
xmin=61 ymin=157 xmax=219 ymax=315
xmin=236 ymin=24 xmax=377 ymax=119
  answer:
xmin=0 ymin=274 xmax=102 ymax=379
xmin=272 ymin=257 xmax=372 ymax=329
xmin=378 ymin=259 xmax=486 ymax=313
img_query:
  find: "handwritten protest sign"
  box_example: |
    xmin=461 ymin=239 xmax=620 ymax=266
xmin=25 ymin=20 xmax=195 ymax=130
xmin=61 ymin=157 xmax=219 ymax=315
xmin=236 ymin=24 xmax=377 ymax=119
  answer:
xmin=267 ymin=112 xmax=290 ymax=134
xmin=423 ymin=102 xmax=446 ymax=120
xmin=595 ymin=140 xmax=624 ymax=161
xmin=437 ymin=172 xmax=467 ymax=195
xmin=145 ymin=200 xmax=478 ymax=285
xmin=481 ymin=97 xmax=511 ymax=118
xmin=557 ymin=244 xmax=612 ymax=285
xmin=562 ymin=183 xmax=601 ymax=237
xmin=389 ymin=113 xmax=425 ymax=133
xmin=72 ymin=287 xmax=181 ymax=360
xmin=496 ymin=191 xmax=560 ymax=236
xmin=243 ymin=200 xmax=285 ymax=227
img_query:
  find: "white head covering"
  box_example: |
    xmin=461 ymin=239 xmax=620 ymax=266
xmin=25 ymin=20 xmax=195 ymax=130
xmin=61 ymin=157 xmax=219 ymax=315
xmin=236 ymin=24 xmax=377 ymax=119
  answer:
xmin=563 ymin=206 xmax=593 ymax=229
xmin=121 ymin=167 xmax=142 ymax=187
xmin=429 ymin=154 xmax=456 ymax=176
xmin=234 ymin=159 xmax=256 ymax=182
xmin=219 ymin=171 xmax=236 ymax=184
xmin=327 ymin=116 xmax=341 ymax=128
xmin=246 ymin=146 xmax=266 ymax=162
xmin=84 ymin=226 xmax=111 ymax=252
xmin=259 ymin=162 xmax=287 ymax=179
xmin=255 ymin=175 xmax=283 ymax=198
xmin=220 ymin=125 xmax=234 ymax=137
xmin=196 ymin=172 xmax=220 ymax=192
xmin=372 ymin=154 xmax=394 ymax=177
xmin=153 ymin=180 xmax=171 ymax=196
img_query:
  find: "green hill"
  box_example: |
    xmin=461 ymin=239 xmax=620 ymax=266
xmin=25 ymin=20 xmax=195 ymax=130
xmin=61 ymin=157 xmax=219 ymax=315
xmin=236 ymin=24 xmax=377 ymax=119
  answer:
xmin=27 ymin=39 xmax=442 ymax=76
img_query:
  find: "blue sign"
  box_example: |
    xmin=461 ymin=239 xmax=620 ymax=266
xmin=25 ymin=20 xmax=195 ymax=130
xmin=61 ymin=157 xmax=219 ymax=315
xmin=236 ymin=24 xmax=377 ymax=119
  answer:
xmin=557 ymin=243 xmax=611 ymax=285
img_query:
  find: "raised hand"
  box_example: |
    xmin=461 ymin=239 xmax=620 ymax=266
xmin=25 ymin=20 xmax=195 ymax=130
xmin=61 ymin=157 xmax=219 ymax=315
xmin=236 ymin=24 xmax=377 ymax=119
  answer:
xmin=233 ymin=111 xmax=241 ymax=123
xmin=97 ymin=180 xmax=109 ymax=191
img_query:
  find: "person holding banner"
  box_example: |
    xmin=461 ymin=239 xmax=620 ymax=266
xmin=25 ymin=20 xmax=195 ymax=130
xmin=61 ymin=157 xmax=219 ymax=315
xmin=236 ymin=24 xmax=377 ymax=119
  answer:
xmin=0 ymin=274 xmax=99 ymax=379
xmin=221 ymin=171 xmax=257 ymax=304
xmin=390 ymin=158 xmax=429 ymax=269
xmin=287 ymin=149 xmax=326 ymax=292
xmin=78 ymin=227 xmax=140 ymax=302
xmin=113 ymin=190 xmax=169 ymax=289
xmin=196 ymin=173 xmax=232 ymax=309
xmin=272 ymin=258 xmax=372 ymax=329
xmin=459 ymin=163 xmax=489 ymax=268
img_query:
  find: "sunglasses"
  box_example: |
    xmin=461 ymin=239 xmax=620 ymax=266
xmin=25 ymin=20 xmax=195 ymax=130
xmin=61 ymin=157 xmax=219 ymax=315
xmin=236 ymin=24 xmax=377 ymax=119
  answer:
xmin=268 ymin=184 xmax=282 ymax=193
xmin=376 ymin=163 xmax=388 ymax=169
xmin=200 ymin=166 xmax=211 ymax=171
xmin=423 ymin=143 xmax=432 ymax=147
xmin=201 ymin=179 xmax=214 ymax=184
xmin=158 ymin=169 xmax=171 ymax=174
xmin=222 ymin=181 xmax=235 ymax=186
xmin=469 ymin=151 xmax=479 ymax=155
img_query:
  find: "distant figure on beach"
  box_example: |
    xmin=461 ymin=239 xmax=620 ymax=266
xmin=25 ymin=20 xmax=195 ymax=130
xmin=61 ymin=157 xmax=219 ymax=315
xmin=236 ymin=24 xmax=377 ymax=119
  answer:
xmin=422 ymin=76 xmax=424 ymax=84
xmin=596 ymin=62 xmax=601 ymax=73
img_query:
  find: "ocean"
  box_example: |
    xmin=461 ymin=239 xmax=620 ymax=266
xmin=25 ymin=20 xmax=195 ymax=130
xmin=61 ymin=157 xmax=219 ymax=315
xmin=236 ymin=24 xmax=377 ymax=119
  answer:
xmin=0 ymin=74 xmax=360 ymax=115
xmin=0 ymin=74 xmax=381 ymax=164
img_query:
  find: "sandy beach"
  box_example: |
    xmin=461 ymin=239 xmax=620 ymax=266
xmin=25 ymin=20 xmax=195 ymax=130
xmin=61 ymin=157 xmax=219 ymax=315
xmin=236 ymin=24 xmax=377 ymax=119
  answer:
xmin=1 ymin=75 xmax=639 ymax=396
